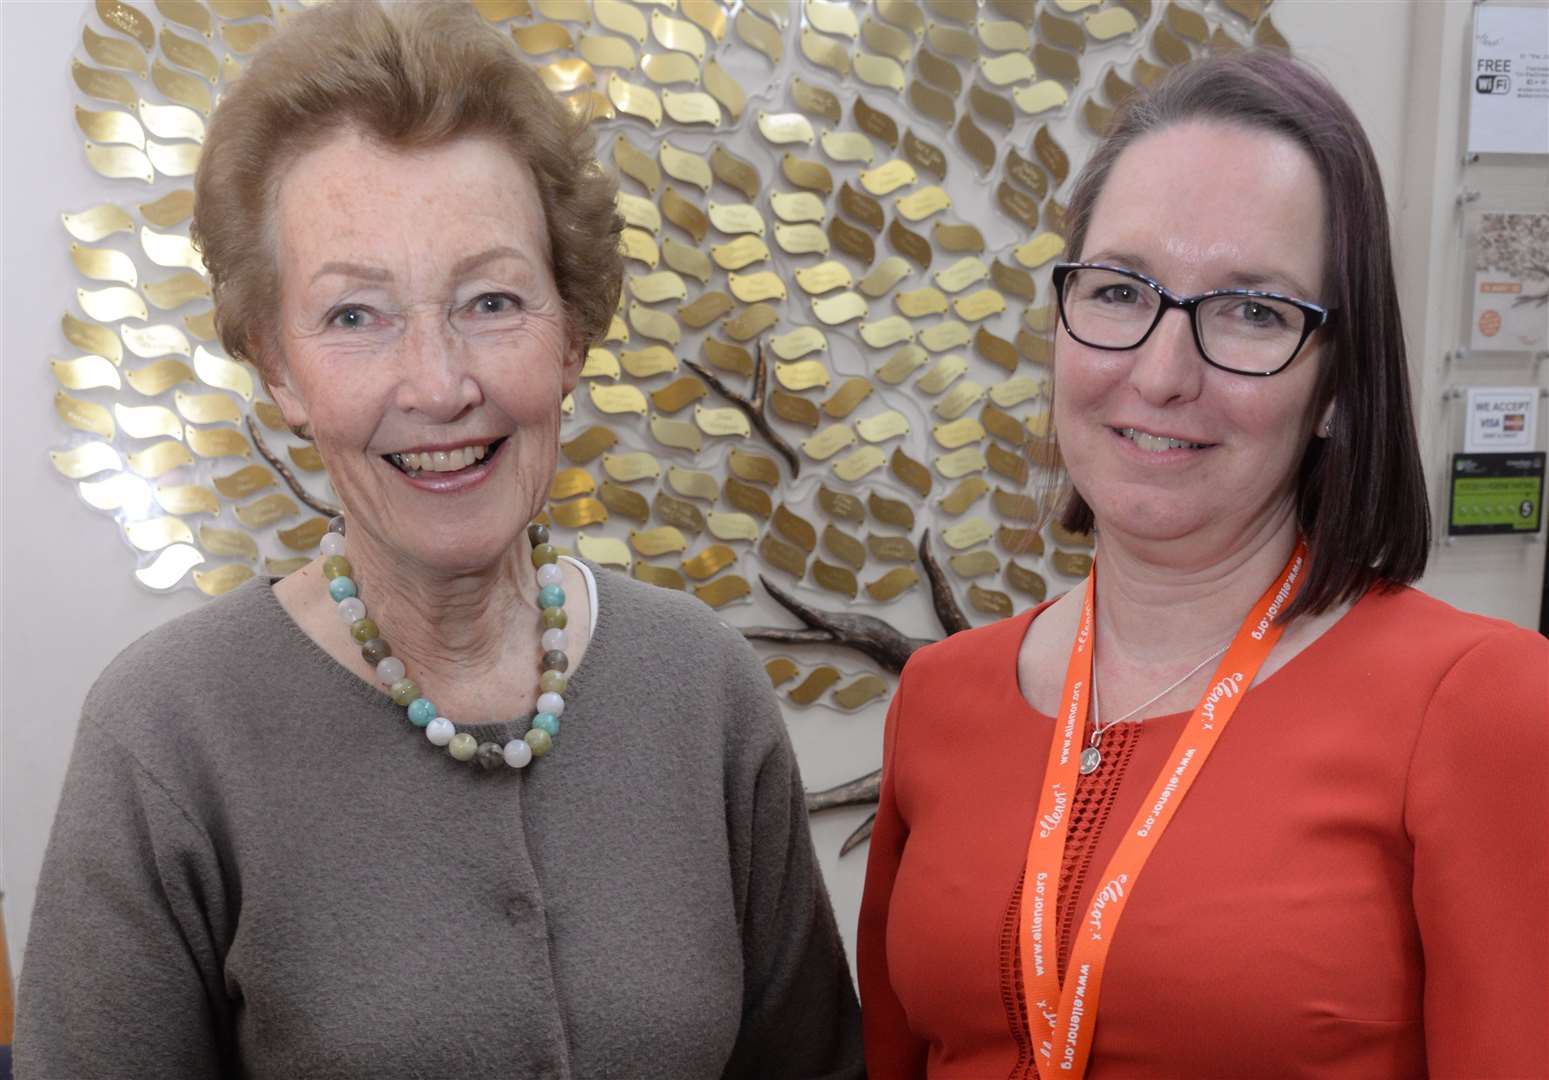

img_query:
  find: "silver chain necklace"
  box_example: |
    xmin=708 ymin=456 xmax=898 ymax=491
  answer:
xmin=1078 ymin=641 xmax=1231 ymax=776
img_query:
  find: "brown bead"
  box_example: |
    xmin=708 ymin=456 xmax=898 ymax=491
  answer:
xmin=475 ymin=742 xmax=506 ymax=770
xmin=528 ymin=523 xmax=550 ymax=547
xmin=541 ymin=649 xmax=569 ymax=673
xmin=361 ymin=638 xmax=391 ymax=665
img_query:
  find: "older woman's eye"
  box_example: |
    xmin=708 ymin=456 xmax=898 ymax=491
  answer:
xmin=328 ymin=305 xmax=374 ymax=330
xmin=469 ymin=293 xmax=521 ymax=316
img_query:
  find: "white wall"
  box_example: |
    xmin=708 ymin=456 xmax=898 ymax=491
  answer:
xmin=3 ymin=0 xmax=1544 ymax=992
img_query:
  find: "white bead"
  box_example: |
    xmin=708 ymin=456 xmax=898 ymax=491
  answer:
xmin=536 ymin=691 xmax=565 ymax=717
xmin=503 ymin=739 xmax=533 ymax=768
xmin=425 ymin=718 xmax=456 ymax=746
xmin=536 ymin=563 xmax=563 ymax=588
xmin=541 ymin=628 xmax=568 ymax=653
xmin=319 ymin=532 xmax=346 ymax=557
xmin=376 ymin=656 xmax=406 ymax=684
xmin=336 ymin=597 xmax=366 ymax=623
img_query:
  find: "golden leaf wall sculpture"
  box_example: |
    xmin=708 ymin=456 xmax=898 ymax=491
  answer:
xmin=50 ymin=0 xmax=1281 ymax=850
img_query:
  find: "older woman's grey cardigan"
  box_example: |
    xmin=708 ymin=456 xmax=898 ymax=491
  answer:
xmin=16 ymin=566 xmax=864 ymax=1080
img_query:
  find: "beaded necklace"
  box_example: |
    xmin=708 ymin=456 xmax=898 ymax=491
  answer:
xmin=319 ymin=516 xmax=571 ymax=770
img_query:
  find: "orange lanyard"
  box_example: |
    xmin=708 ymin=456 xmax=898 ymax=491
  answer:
xmin=1019 ymin=541 xmax=1307 ymax=1078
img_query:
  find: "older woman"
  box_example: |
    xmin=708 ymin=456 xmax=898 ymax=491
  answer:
xmin=16 ymin=4 xmax=862 ymax=1077
xmin=859 ymin=50 xmax=1547 ymax=1078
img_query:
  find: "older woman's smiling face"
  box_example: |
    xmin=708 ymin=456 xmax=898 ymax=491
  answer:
xmin=268 ymin=129 xmax=579 ymax=576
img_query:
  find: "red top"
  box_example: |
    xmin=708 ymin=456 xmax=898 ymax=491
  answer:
xmin=858 ymin=585 xmax=1548 ymax=1078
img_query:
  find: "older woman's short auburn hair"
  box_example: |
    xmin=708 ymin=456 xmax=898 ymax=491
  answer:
xmin=1045 ymin=49 xmax=1429 ymax=616
xmin=192 ymin=0 xmax=623 ymax=380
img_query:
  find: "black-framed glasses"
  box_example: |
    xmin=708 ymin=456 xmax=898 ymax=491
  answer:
xmin=1050 ymin=262 xmax=1334 ymax=377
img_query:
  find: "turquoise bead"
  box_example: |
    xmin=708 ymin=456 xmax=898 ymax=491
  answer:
xmin=407 ymin=697 xmax=436 ymax=727
xmin=328 ymin=576 xmax=357 ymax=601
xmin=532 ymin=712 xmax=560 ymax=736
xmin=537 ymin=585 xmax=566 ymax=610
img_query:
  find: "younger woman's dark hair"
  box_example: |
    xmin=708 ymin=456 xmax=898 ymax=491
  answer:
xmin=1047 ymin=49 xmax=1429 ymax=615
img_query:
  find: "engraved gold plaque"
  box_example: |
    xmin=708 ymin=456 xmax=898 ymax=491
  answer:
xmin=514 ymin=22 xmax=574 ymax=55
xmin=791 ymin=77 xmax=842 ymax=126
xmin=735 ymin=6 xmax=784 ymax=64
xmin=974 ymin=327 xmax=1018 ymax=374
xmin=139 ymin=225 xmax=204 ymax=273
xmin=152 ymin=58 xmax=212 ymax=114
xmin=1014 ymin=232 xmax=1066 ymax=269
xmin=574 ymin=533 xmax=631 ymax=568
xmin=662 ymin=89 xmax=721 ymax=126
xmin=826 ymin=217 xmax=872 ymax=262
xmin=769 ymin=324 xmax=827 ymax=360
xmin=884 ymin=218 xmax=928 ymax=269
xmin=817 ymin=377 xmax=871 ymax=420
xmin=700 ymin=58 xmax=744 ymax=120
xmin=920 ymin=321 xmax=972 ymax=353
xmin=682 ymin=542 xmax=737 ymax=580
xmin=620 ymin=227 xmax=661 ymax=268
xmin=728 ymin=448 xmax=781 ymax=486
xmin=630 ymin=525 xmax=689 ymax=557
xmin=677 ymin=290 xmax=734 ymax=328
xmin=989 ymin=374 xmax=1047 ymax=408
xmin=579 ymin=32 xmax=638 ymax=70
xmin=287 ymin=445 xmax=324 ymax=472
xmin=969 ymin=84 xmax=1015 ymax=131
xmin=608 ymin=73 xmax=662 ymax=126
xmin=83 ymin=24 xmax=148 ymax=80
xmin=633 ymin=562 xmax=686 ymax=590
xmin=800 ymin=28 xmax=851 ymax=77
xmin=926 ymin=21 xmax=978 ymax=60
xmin=619 ymin=344 xmax=679 ymax=377
xmin=62 ymin=202 xmax=134 ymax=243
xmin=955 ymin=114 xmax=997 ymax=175
xmin=186 ymin=425 xmax=249 ymax=458
xmin=183 ymin=309 xmax=217 ymax=342
xmin=759 ymin=533 xmax=808 ymax=578
xmin=77 ymin=285 xmax=146 ymax=324
xmin=128 ymin=439 xmax=194 ymax=477
xmin=969 ymin=584 xmax=1013 ymax=617
xmin=876 ymin=0 xmax=925 ymax=36
xmin=874 ymin=343 xmax=927 ymax=385
xmin=837 ymin=183 xmax=882 ymax=232
xmin=710 ymin=234 xmax=770 ymax=271
xmin=987 ymin=442 xmax=1029 ymax=484
xmin=896 ymin=286 xmax=948 ymax=319
xmin=943 ymin=516 xmax=994 ymax=550
xmin=599 ymin=480 xmax=650 ymax=521
xmin=855 ymin=409 xmax=909 ymax=443
xmin=51 ymin=355 xmax=122 ymax=392
xmin=143 ymin=270 xmax=210 ymax=309
xmin=695 ymin=403 xmax=755 ymax=436
xmin=694 ymin=574 xmax=750 ymax=607
xmin=1002 ymin=526 xmax=1046 ymax=557
xmin=703 ymin=338 xmax=753 ymax=376
xmin=862 ymin=15 xmax=912 ymax=64
xmin=858 ymin=315 xmax=914 ymax=349
xmin=628 ymin=300 xmax=681 ymax=345
xmin=822 ymin=524 xmax=866 ymax=570
xmin=933 ymin=415 xmax=987 ymax=450
xmin=709 ymin=143 xmax=759 ymax=198
xmin=786 ymin=664 xmax=839 ymax=704
xmin=708 ymin=201 xmax=766 ymax=236
xmin=591 ymin=382 xmax=650 ymax=415
xmin=977 ymin=16 xmax=1030 ymax=51
xmin=174 ymin=390 xmax=239 ymax=425
xmin=547 ymin=497 xmax=609 ymax=530
xmin=854 ymin=51 xmax=906 ymax=93
xmin=908 ymin=77 xmax=956 ymax=126
xmin=192 ymin=347 xmax=252 ymax=399
xmin=858 ymin=256 xmax=914 ymax=298
xmin=866 ymin=566 xmax=919 ymax=601
xmin=950 ymin=549 xmax=1000 ymax=579
xmin=934 ymin=378 xmax=985 ymax=418
xmin=935 ymin=445 xmax=987 ymax=479
xmin=980 ymin=52 xmax=1037 ymax=88
xmin=651 ymin=10 xmax=707 ymax=58
xmin=724 ymin=476 xmax=773 ymax=517
xmin=757 ymin=111 xmax=814 ymax=146
xmin=917 ymin=354 xmax=966 ymax=394
xmin=903 ymin=128 xmax=947 ymax=180
xmin=954 ymin=288 xmax=1006 ymax=322
xmin=63 ymin=313 xmax=122 ymax=365
xmin=115 ymin=402 xmax=182 ymax=440
xmin=76 ymin=105 xmax=144 ymax=151
xmin=614 ymin=134 xmax=661 ymax=194
xmin=71 ymin=242 xmax=138 ymax=287
xmin=211 ymin=464 xmax=272 ymax=499
xmin=850 ymin=98 xmax=899 ymax=151
xmin=780 ymin=152 xmax=832 ymax=193
xmin=652 ymin=375 xmax=707 ymax=413
xmin=858 ymin=158 xmax=916 ymax=197
xmin=775 ymin=358 xmax=831 ymax=392
xmin=794 ymin=261 xmax=853 ymax=296
xmin=981 ymin=401 xmax=1030 ymax=445
xmin=629 ymin=269 xmax=688 ymax=304
xmin=897 ymin=185 xmax=952 ymax=222
xmin=84 ymin=142 xmax=153 ymax=184
xmin=74 ymin=60 xmax=137 ymax=110
xmin=619 ymin=191 xmax=663 ymax=234
xmin=772 ymin=504 xmax=817 ymax=552
xmin=1086 ymin=6 xmax=1139 ymax=40
xmin=771 ymin=190 xmax=825 ymax=224
xmin=220 ymin=20 xmax=273 ymax=56
xmin=146 ymin=140 xmax=201 ymax=178
xmin=660 ymin=141 xmax=711 ymax=192
xmin=603 ymin=451 xmax=662 ymax=485
xmin=800 ymin=424 xmax=856 ymax=461
xmin=812 ymin=291 xmax=868 ymax=326
xmin=939 ymin=475 xmax=990 ymax=514
xmin=817 ymin=485 xmax=864 ymax=524
xmin=1006 ymin=561 xmax=1047 ymax=601
xmin=722 ymin=302 xmax=778 ymax=341
xmin=820 ymin=129 xmax=875 ymax=165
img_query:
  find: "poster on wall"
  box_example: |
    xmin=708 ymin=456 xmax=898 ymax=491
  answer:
xmin=1448 ymin=452 xmax=1545 ymax=536
xmin=1470 ymin=212 xmax=1549 ymax=353
xmin=1467 ymin=4 xmax=1549 ymax=156
xmin=1465 ymin=387 xmax=1540 ymax=453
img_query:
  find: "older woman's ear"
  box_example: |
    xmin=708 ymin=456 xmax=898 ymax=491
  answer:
xmin=560 ymin=334 xmax=586 ymax=398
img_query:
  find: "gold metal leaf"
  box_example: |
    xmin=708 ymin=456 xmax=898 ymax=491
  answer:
xmin=935 ymin=378 xmax=985 ymax=418
xmin=920 ymin=321 xmax=972 ymax=353
xmin=651 ymin=10 xmax=706 ymax=57
xmin=185 ymin=424 xmax=248 ymax=458
xmin=692 ymin=574 xmax=749 ymax=608
xmin=582 ymin=347 xmax=621 ymax=381
xmin=199 ymin=523 xmax=260 ymax=563
xmin=579 ymin=31 xmax=638 ymax=71
xmin=992 ymin=487 xmax=1040 ymax=522
xmin=650 ymin=413 xmax=703 ymax=452
xmin=722 ymin=302 xmax=778 ymax=341
xmin=858 ymin=256 xmax=914 ymax=298
xmin=678 ymin=292 xmax=735 ymax=329
xmin=902 ymin=127 xmax=948 ymax=181
xmin=819 ymin=377 xmax=873 ymax=420
xmin=833 ymin=445 xmax=886 ymax=481
xmin=667 ymin=466 xmax=720 ymax=502
xmin=62 ymin=203 xmax=134 ymax=244
xmin=724 ymin=475 xmax=773 ymax=518
xmin=832 ymin=674 xmax=887 ymax=709
xmin=276 ymin=516 xmax=328 ymax=552
xmin=709 ymin=201 xmax=767 ymax=237
xmin=70 ymin=243 xmax=138 ymax=289
xmin=982 ymin=400 xmax=1031 ymax=444
xmin=1052 ymin=550 xmax=1094 ymax=580
xmin=780 ymin=152 xmax=832 ymax=194
xmin=1016 ymin=326 xmax=1053 ymax=365
xmin=220 ymin=19 xmax=272 ymax=56
xmin=287 ymin=445 xmax=324 ymax=472
xmin=927 ymin=21 xmax=977 ymax=59
xmin=759 ymin=111 xmax=816 ymax=146
xmin=766 ymin=656 xmax=800 ymax=687
xmin=50 ymin=441 xmax=123 ymax=479
xmin=575 ymin=532 xmax=632 ymax=568
xmin=858 ymin=159 xmax=916 ymax=197
xmin=125 ymin=438 xmax=192 ymax=477
xmin=51 ymin=355 xmax=121 ymax=392
xmin=800 ymin=424 xmax=856 ymax=462
xmin=855 ymin=409 xmax=909 ymax=443
xmin=821 ymin=523 xmax=866 ymax=570
xmin=75 ymin=286 xmax=145 ymax=326
xmin=954 ymin=289 xmax=1007 ymax=323
xmin=549 ymin=466 xmax=597 ymax=501
xmin=916 ymin=354 xmax=966 ymax=394
xmin=932 ymin=256 xmax=987 ymax=294
xmin=935 ymin=445 xmax=987 ymax=478
xmin=861 ymin=15 xmax=912 ymax=63
xmin=854 ymin=51 xmax=906 ymax=92
xmin=693 ymin=403 xmax=751 ymax=438
xmin=613 ymin=135 xmax=661 ymax=195
xmin=979 ymin=52 xmax=1036 ymax=88
xmin=943 ymin=516 xmax=994 ymax=550
xmin=73 ymin=59 xmax=137 ymax=109
xmin=969 ymin=85 xmax=1016 ymax=132
xmin=763 ymin=327 xmax=822 ymax=366
xmin=75 ymin=105 xmax=144 ymax=151
xmin=810 ymin=291 xmax=866 ymax=326
xmin=791 ymin=77 xmax=842 ymax=126
xmin=513 ymin=21 xmax=573 ymax=54
xmin=816 ymin=485 xmax=863 ymax=524
xmin=634 ymin=562 xmax=686 ymax=590
xmin=680 ymin=0 xmax=727 ymax=38
xmin=83 ymin=142 xmax=153 ymax=184
xmin=896 ymin=286 xmax=948 ymax=319
xmin=770 ymin=190 xmax=825 ymax=225
xmin=661 ymin=185 xmax=709 ymax=243
xmin=150 ymin=57 xmax=211 ymax=115
xmin=855 ymin=315 xmax=912 ymax=350
xmin=990 ymin=373 xmax=1047 ymax=408
xmin=591 ymin=383 xmax=651 ymax=415
xmin=1013 ymin=80 xmax=1069 ymax=118
xmin=562 ymin=425 xmax=618 ymax=463
xmin=1002 ymin=559 xmax=1047 ymax=603
xmin=955 ymin=114 xmax=997 ymax=175
xmin=897 ymin=185 xmax=952 ymax=222
xmin=124 ymin=515 xmax=194 ymax=552
xmin=810 ymin=558 xmax=858 ymax=599
xmin=682 ymin=542 xmax=737 ymax=580
xmin=628 ymin=269 xmax=688 ymax=304
xmin=933 ymin=415 xmax=986 ymax=450
xmin=208 ymin=0 xmax=269 ymax=17
xmin=173 ymin=389 xmax=239 ymax=425
xmin=866 ymin=566 xmax=919 ymax=601
xmin=771 ymin=504 xmax=817 ymax=553
xmin=1023 ymin=303 xmax=1058 ymax=334
xmin=735 ymin=6 xmax=783 ymax=63
xmin=787 ymin=664 xmax=840 ymax=705
xmin=826 ymin=216 xmax=872 ymax=262
xmin=967 ymin=583 xmax=1013 ymax=617
xmin=976 ymin=16 xmax=1029 ymax=52
xmin=794 ymin=261 xmax=853 ymax=297
xmin=1013 ymin=232 xmax=1066 ymax=269
xmin=607 ymin=73 xmax=662 ymax=127
xmin=83 ymin=23 xmax=148 ymax=79
xmin=990 ymin=261 xmax=1037 ymax=304
xmin=800 ymin=27 xmax=851 ymax=76
xmin=868 ymin=532 xmax=916 ymax=563
xmin=887 ymin=218 xmax=931 ymax=269
xmin=651 ymin=238 xmax=704 ymax=285
xmin=56 ymin=392 xmax=115 ymax=439
xmin=758 ymin=533 xmax=808 ymax=583
xmin=154 ymin=0 xmax=212 ymax=34
xmin=1085 ymin=6 xmax=1139 ymax=40
xmin=188 ymin=347 xmax=250 ymax=400
xmin=598 ymin=480 xmax=650 ymax=521
xmin=143 ymin=270 xmax=210 ymax=310
xmin=986 ymin=442 xmax=1029 ymax=484
xmin=950 ymin=548 xmax=1001 ymax=579
xmin=619 ymin=228 xmax=660 ymax=269
xmin=709 ymin=234 xmax=769 ymax=271
xmin=770 ymin=388 xmax=820 ymax=428
xmin=727 ymin=271 xmax=785 ymax=303
xmin=548 ymin=496 xmax=610 ymax=532
xmin=820 ymin=129 xmax=875 ymax=165
xmin=703 ymin=338 xmax=753 ymax=376
xmin=728 ymin=448 xmax=781 ymax=486
xmin=231 ymin=492 xmax=297 ymax=530
xmin=630 ymin=525 xmax=689 ymax=557
xmin=939 ymin=475 xmax=989 ymax=515
xmin=650 ymin=376 xmax=706 ymax=415
xmin=661 ymin=89 xmax=722 ymax=127
xmin=628 ymin=301 xmax=681 ymax=345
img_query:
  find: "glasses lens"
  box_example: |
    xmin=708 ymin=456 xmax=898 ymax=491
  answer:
xmin=1060 ymin=267 xmax=1159 ymax=349
xmin=1197 ymin=293 xmax=1309 ymax=374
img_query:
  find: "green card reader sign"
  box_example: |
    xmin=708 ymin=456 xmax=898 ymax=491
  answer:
xmin=1448 ymin=452 xmax=1545 ymax=535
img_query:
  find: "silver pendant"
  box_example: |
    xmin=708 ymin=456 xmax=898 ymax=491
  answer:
xmin=1079 ymin=746 xmax=1102 ymax=775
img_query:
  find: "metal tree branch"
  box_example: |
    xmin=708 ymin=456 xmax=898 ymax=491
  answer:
xmin=840 ymin=813 xmax=877 ymax=857
xmin=246 ymin=415 xmax=342 ymax=519
xmin=918 ymin=530 xmax=972 ymax=637
xmin=744 ymin=574 xmax=936 ymax=674
xmin=682 ymin=341 xmax=801 ymax=479
xmin=806 ymin=768 xmax=882 ymax=812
